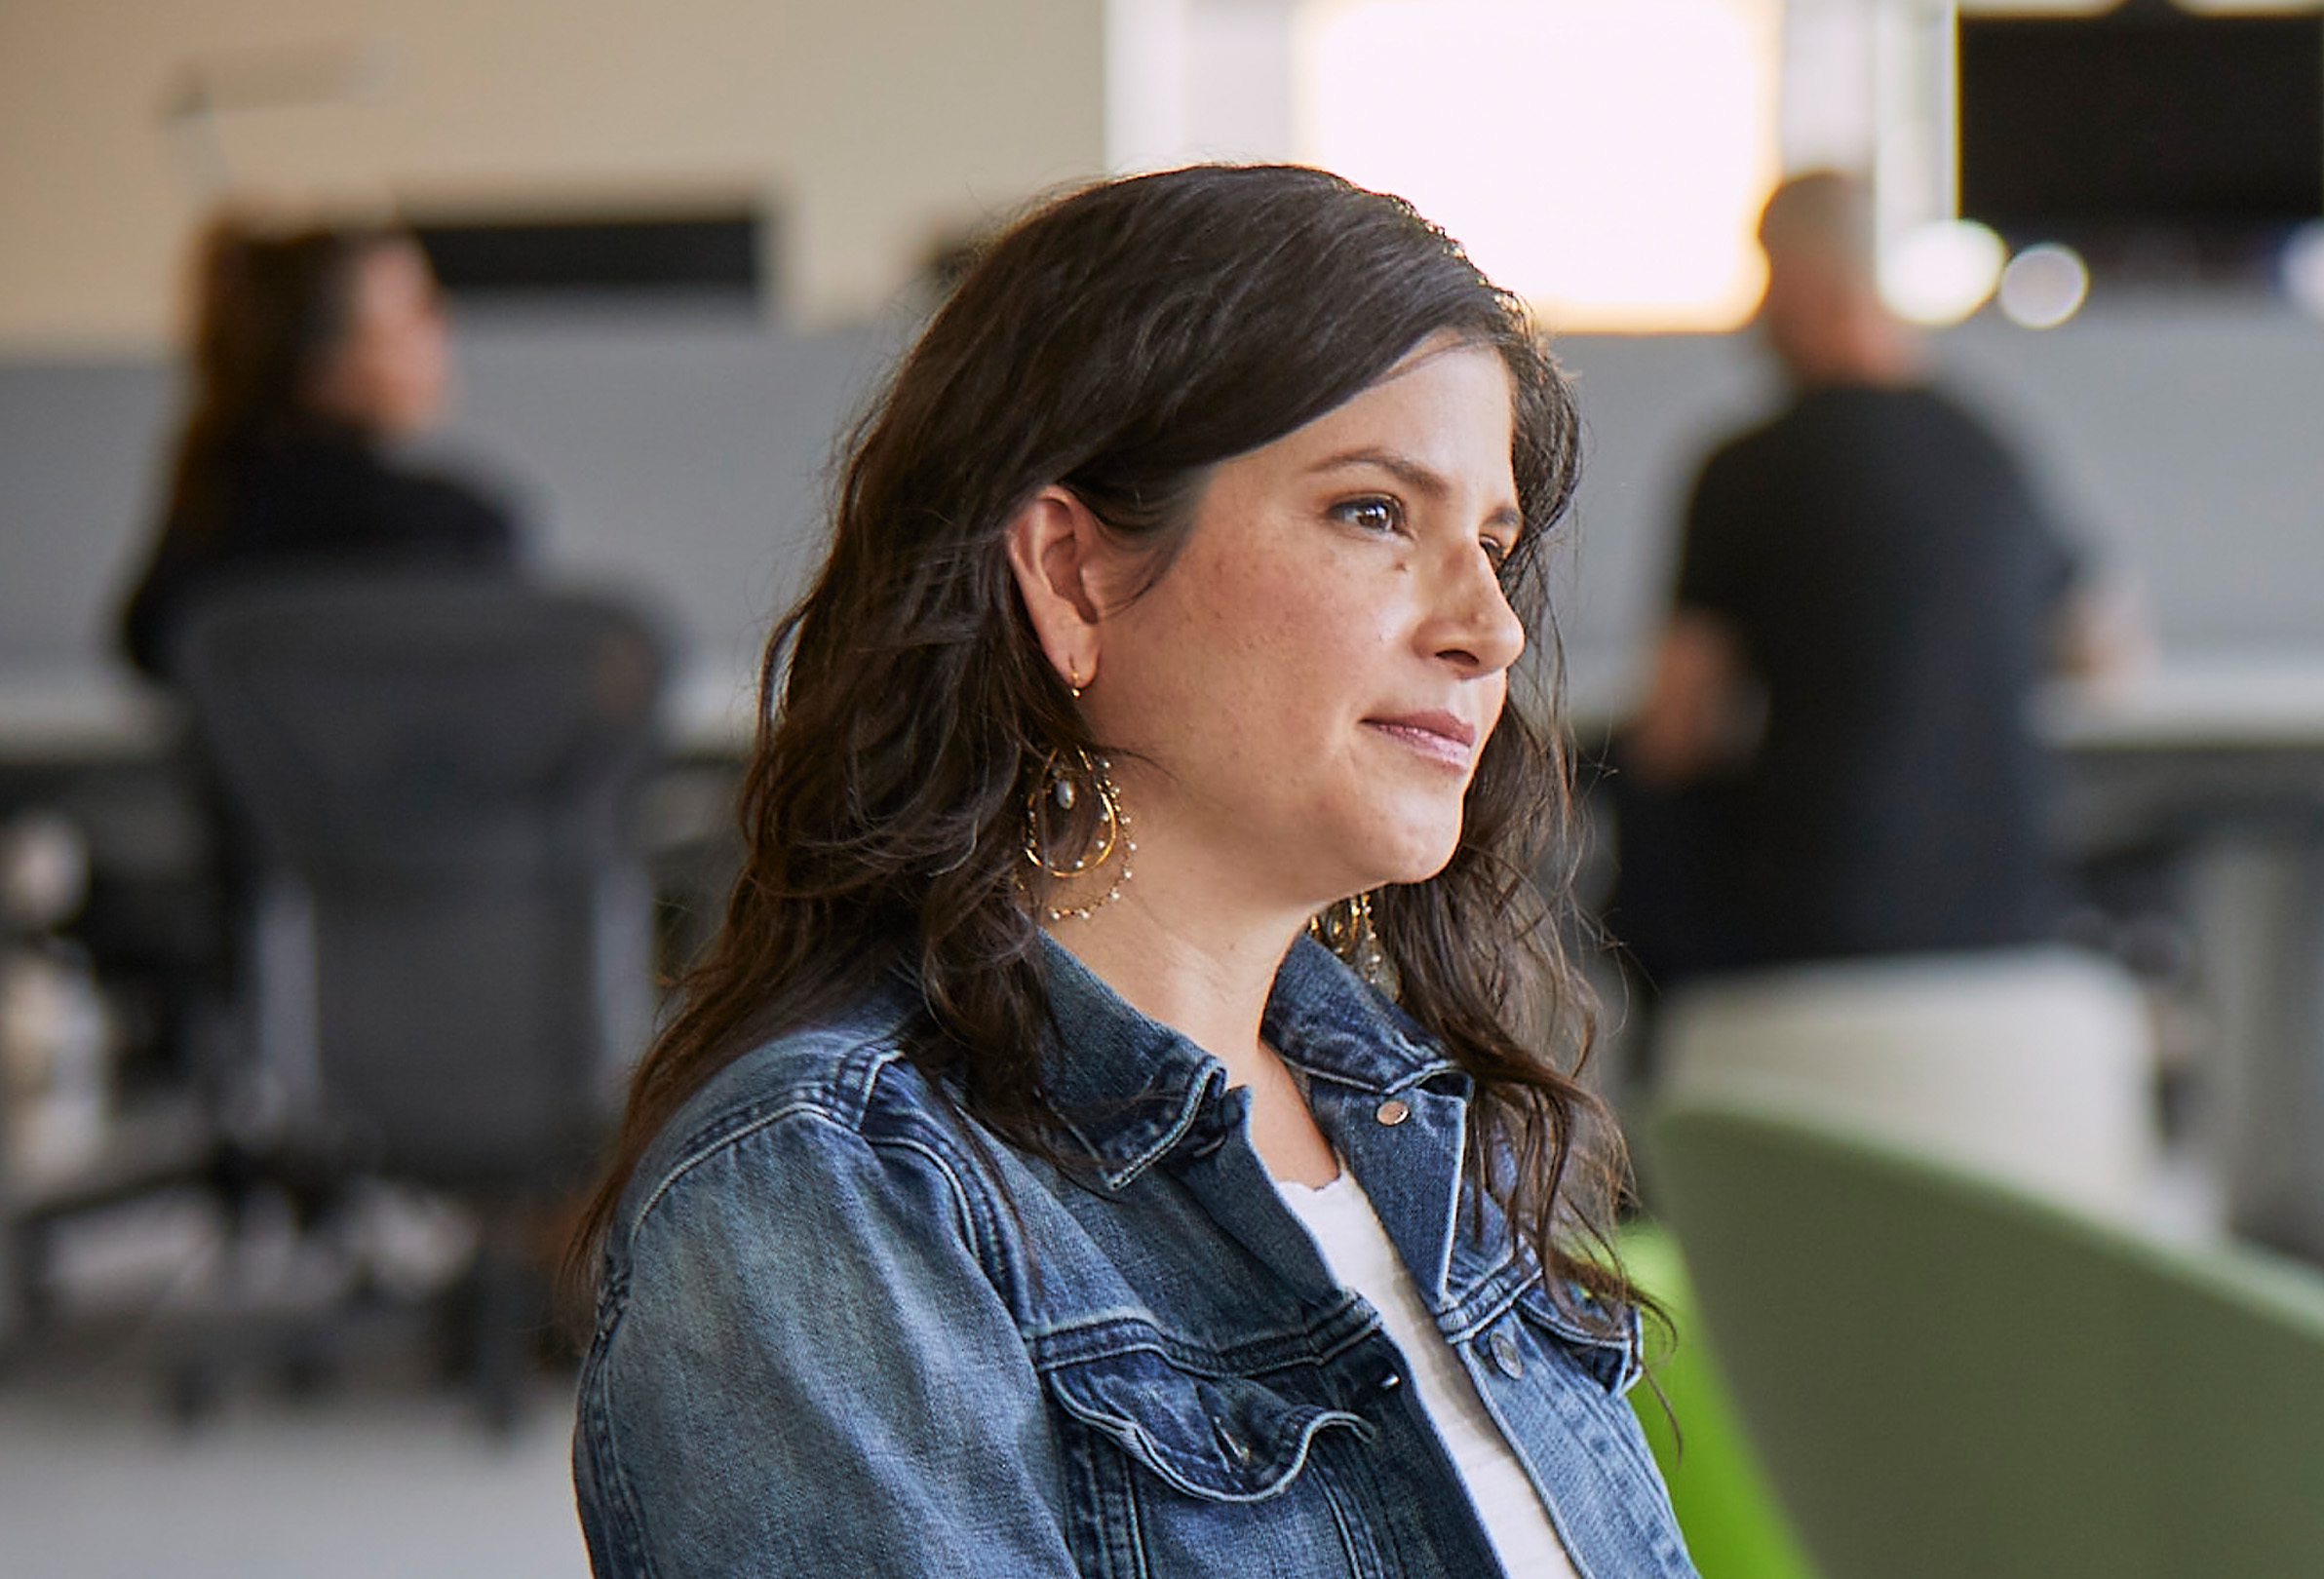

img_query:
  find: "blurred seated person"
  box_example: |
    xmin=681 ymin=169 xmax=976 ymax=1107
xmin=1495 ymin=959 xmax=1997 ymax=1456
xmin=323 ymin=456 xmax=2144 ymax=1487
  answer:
xmin=1612 ymin=171 xmax=2138 ymax=987
xmin=108 ymin=218 xmax=524 ymax=1096
xmin=121 ymin=215 xmax=520 ymax=676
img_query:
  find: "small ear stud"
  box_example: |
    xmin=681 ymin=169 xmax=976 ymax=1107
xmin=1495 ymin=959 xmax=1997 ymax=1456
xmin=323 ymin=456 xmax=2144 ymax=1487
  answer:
xmin=1066 ymin=666 xmax=1085 ymax=700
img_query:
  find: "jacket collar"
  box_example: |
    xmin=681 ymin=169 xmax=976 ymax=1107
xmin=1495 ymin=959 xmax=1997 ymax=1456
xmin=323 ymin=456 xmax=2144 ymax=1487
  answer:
xmin=1030 ymin=936 xmax=1641 ymax=1370
xmin=1038 ymin=932 xmax=1459 ymax=1190
xmin=1260 ymin=938 xmax=1464 ymax=1098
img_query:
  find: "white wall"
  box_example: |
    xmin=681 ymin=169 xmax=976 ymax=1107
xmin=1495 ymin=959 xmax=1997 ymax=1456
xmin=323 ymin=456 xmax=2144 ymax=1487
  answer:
xmin=1104 ymin=0 xmax=1298 ymax=171
xmin=0 ymin=0 xmax=1105 ymax=352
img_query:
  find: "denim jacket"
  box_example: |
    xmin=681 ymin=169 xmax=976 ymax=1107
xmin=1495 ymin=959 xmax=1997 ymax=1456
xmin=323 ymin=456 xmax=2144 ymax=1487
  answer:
xmin=574 ymin=936 xmax=1698 ymax=1578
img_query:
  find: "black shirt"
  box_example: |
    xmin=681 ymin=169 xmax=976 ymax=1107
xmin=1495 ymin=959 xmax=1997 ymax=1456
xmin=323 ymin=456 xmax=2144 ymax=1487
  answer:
xmin=122 ymin=431 xmax=520 ymax=676
xmin=1668 ymin=382 xmax=2076 ymax=965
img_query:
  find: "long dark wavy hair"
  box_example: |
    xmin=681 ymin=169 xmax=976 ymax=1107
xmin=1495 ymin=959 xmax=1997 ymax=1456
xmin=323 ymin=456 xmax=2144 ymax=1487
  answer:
xmin=158 ymin=217 xmax=407 ymax=546
xmin=572 ymin=164 xmax=1638 ymax=1325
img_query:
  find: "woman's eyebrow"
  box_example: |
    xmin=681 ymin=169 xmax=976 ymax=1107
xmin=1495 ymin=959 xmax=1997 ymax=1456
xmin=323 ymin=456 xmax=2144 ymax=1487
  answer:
xmin=1310 ymin=447 xmax=1524 ymax=530
xmin=1307 ymin=447 xmax=1450 ymax=498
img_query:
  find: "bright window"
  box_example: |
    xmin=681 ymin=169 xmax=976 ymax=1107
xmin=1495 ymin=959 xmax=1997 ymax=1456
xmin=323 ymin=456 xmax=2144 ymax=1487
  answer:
xmin=1298 ymin=0 xmax=1783 ymax=331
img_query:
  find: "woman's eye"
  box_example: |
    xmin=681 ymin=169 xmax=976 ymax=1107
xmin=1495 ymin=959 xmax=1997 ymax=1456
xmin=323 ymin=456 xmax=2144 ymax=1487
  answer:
xmin=1481 ymin=534 xmax=1513 ymax=569
xmin=1334 ymin=496 xmax=1402 ymax=534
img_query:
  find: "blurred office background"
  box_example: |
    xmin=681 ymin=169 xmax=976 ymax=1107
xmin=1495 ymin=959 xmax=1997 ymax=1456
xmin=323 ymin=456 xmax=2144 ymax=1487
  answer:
xmin=7 ymin=1 xmax=2324 ymax=1575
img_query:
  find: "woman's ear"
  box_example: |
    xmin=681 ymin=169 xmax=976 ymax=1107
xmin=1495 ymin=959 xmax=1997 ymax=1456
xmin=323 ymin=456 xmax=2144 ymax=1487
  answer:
xmin=1005 ymin=485 xmax=1109 ymax=690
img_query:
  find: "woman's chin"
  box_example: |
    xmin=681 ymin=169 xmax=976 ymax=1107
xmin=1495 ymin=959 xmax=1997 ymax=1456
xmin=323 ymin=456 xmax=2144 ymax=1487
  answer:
xmin=1344 ymin=825 xmax=1465 ymax=893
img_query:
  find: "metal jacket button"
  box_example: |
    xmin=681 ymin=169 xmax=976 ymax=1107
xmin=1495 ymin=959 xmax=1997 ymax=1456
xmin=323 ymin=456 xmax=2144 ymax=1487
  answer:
xmin=1375 ymin=1097 xmax=1411 ymax=1127
xmin=1489 ymin=1329 xmax=1525 ymax=1380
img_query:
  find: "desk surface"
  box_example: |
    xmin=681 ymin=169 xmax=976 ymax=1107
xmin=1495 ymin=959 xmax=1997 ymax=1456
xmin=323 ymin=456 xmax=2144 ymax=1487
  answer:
xmin=0 ymin=669 xmax=182 ymax=767
xmin=2037 ymin=656 xmax=2324 ymax=752
xmin=0 ymin=659 xmax=762 ymax=767
xmin=11 ymin=652 xmax=2324 ymax=768
xmin=1567 ymin=650 xmax=2324 ymax=756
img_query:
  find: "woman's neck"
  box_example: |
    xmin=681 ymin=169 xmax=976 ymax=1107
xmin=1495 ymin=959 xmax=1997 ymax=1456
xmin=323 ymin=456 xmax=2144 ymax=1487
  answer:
xmin=1049 ymin=906 xmax=1283 ymax=1067
xmin=1041 ymin=882 xmax=1341 ymax=1186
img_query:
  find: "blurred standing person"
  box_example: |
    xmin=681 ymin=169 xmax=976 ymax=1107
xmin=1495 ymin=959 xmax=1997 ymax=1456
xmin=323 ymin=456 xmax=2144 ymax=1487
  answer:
xmin=1615 ymin=171 xmax=2109 ymax=982
xmin=120 ymin=217 xmax=520 ymax=676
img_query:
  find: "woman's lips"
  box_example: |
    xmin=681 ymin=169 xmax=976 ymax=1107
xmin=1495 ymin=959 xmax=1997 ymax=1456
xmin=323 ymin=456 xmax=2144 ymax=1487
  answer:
xmin=1364 ymin=711 xmax=1477 ymax=770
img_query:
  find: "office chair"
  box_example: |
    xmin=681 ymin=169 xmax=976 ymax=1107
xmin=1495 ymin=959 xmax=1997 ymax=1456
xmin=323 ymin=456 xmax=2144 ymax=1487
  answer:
xmin=1618 ymin=1220 xmax=1821 ymax=1579
xmin=171 ymin=573 xmax=665 ymax=1426
xmin=1649 ymin=1096 xmax=2324 ymax=1579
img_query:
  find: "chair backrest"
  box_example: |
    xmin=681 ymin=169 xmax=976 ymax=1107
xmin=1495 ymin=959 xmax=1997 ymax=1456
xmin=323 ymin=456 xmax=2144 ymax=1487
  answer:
xmin=1648 ymin=1097 xmax=2324 ymax=1579
xmin=174 ymin=574 xmax=666 ymax=1186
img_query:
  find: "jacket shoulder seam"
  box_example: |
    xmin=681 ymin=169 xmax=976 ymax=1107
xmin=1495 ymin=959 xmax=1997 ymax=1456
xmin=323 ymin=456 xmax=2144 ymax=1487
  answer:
xmin=625 ymin=1049 xmax=997 ymax=1276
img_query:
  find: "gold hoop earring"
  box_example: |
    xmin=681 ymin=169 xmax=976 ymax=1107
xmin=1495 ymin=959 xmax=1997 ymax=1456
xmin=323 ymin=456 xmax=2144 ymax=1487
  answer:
xmin=1309 ymin=891 xmax=1398 ymax=995
xmin=1023 ymin=747 xmax=1134 ymax=921
xmin=1065 ymin=666 xmax=1085 ymax=700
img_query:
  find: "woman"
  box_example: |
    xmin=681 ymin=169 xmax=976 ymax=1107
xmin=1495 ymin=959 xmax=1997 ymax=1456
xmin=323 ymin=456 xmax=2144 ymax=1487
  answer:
xmin=120 ymin=217 xmax=518 ymax=676
xmin=572 ymin=166 xmax=1695 ymax=1579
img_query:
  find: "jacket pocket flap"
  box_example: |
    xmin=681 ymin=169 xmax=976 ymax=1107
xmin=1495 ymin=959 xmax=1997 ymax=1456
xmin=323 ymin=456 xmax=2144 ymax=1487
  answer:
xmin=1045 ymin=1349 xmax=1367 ymax=1503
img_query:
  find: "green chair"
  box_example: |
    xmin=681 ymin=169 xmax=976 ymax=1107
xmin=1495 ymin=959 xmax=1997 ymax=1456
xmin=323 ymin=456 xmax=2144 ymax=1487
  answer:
xmin=1620 ymin=1220 xmax=1822 ymax=1579
xmin=1648 ymin=1096 xmax=2324 ymax=1579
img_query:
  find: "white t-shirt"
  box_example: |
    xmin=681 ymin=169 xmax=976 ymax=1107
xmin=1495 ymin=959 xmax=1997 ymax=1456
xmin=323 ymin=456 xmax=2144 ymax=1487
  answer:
xmin=1275 ymin=1170 xmax=1581 ymax=1579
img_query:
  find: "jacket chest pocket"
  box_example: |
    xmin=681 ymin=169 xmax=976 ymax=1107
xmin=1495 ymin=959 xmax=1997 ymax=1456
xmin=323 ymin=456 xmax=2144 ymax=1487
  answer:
xmin=1044 ymin=1347 xmax=1383 ymax=1579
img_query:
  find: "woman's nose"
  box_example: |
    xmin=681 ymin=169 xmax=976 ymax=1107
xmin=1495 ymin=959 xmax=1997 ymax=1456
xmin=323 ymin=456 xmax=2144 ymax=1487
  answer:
xmin=1429 ymin=546 xmax=1526 ymax=676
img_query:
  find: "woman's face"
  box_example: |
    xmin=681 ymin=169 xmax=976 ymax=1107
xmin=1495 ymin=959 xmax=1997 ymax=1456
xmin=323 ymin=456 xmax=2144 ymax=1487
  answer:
xmin=1081 ymin=335 xmax=1526 ymax=917
xmin=312 ymin=239 xmax=450 ymax=437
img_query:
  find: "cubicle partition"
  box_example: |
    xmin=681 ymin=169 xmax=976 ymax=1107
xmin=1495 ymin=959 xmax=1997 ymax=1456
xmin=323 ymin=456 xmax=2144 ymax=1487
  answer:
xmin=9 ymin=303 xmax=2324 ymax=1283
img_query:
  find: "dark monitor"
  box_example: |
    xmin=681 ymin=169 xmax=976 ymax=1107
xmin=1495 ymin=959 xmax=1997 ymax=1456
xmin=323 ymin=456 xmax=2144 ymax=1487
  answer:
xmin=1958 ymin=6 xmax=2324 ymax=241
xmin=409 ymin=212 xmax=764 ymax=305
